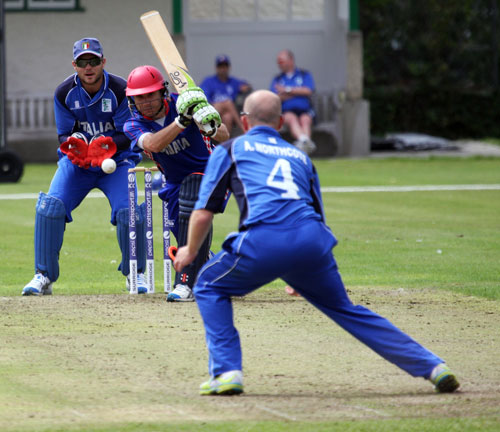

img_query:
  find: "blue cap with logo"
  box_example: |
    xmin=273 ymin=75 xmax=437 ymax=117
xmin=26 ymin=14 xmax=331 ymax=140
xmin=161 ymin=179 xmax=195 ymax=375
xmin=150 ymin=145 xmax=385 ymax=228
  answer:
xmin=73 ymin=38 xmax=103 ymax=60
xmin=215 ymin=54 xmax=230 ymax=66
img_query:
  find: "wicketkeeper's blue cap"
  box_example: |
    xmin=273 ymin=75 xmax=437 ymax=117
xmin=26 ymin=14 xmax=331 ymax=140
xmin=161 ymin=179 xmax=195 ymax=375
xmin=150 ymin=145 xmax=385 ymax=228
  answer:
xmin=73 ymin=38 xmax=103 ymax=60
xmin=215 ymin=54 xmax=230 ymax=66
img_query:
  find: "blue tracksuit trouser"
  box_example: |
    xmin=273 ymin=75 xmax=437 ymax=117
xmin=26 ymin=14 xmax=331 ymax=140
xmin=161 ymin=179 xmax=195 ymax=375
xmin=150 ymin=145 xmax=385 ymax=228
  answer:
xmin=194 ymin=219 xmax=443 ymax=378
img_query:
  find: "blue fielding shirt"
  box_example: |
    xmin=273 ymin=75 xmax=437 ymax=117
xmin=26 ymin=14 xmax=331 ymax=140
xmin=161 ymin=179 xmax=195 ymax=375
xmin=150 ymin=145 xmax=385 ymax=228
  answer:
xmin=54 ymin=70 xmax=138 ymax=165
xmin=195 ymin=126 xmax=326 ymax=231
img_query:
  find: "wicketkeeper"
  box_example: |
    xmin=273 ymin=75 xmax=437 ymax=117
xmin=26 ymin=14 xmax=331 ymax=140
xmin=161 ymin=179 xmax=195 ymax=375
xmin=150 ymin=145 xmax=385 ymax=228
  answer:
xmin=23 ymin=38 xmax=148 ymax=296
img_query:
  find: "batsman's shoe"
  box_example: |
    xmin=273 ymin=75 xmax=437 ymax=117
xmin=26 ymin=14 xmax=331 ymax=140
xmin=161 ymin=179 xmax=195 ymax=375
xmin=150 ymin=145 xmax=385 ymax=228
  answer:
xmin=126 ymin=273 xmax=148 ymax=294
xmin=166 ymin=284 xmax=194 ymax=302
xmin=430 ymin=363 xmax=460 ymax=393
xmin=200 ymin=370 xmax=244 ymax=396
xmin=22 ymin=273 xmax=53 ymax=296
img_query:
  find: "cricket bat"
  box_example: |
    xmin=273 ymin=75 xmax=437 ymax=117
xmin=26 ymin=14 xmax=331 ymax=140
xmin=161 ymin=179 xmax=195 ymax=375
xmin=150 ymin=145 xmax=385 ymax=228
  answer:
xmin=140 ymin=10 xmax=196 ymax=93
xmin=141 ymin=10 xmax=218 ymax=136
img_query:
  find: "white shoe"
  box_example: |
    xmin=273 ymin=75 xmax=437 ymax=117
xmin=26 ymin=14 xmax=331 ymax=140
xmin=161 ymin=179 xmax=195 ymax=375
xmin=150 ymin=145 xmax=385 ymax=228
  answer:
xmin=200 ymin=370 xmax=244 ymax=395
xmin=304 ymin=138 xmax=317 ymax=154
xmin=166 ymin=284 xmax=194 ymax=302
xmin=429 ymin=363 xmax=460 ymax=393
xmin=293 ymin=140 xmax=308 ymax=152
xmin=126 ymin=273 xmax=148 ymax=294
xmin=294 ymin=139 xmax=316 ymax=155
xmin=22 ymin=273 xmax=53 ymax=296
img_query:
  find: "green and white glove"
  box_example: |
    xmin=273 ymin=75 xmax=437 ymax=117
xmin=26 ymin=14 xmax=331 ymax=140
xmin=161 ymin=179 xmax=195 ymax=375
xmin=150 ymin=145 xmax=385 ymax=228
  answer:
xmin=193 ymin=103 xmax=222 ymax=137
xmin=176 ymin=87 xmax=207 ymax=117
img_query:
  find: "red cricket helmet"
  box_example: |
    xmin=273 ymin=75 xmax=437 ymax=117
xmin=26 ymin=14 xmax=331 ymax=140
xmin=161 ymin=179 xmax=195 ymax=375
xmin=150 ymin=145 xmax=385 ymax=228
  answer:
xmin=126 ymin=65 xmax=166 ymax=96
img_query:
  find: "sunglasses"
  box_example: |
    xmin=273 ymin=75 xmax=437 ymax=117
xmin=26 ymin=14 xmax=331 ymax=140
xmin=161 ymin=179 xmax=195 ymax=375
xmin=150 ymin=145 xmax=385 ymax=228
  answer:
xmin=75 ymin=57 xmax=102 ymax=68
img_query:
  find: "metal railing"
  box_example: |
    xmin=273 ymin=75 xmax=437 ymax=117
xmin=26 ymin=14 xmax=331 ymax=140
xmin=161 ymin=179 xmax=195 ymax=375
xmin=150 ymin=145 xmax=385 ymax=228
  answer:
xmin=6 ymin=93 xmax=55 ymax=131
xmin=5 ymin=90 xmax=342 ymax=133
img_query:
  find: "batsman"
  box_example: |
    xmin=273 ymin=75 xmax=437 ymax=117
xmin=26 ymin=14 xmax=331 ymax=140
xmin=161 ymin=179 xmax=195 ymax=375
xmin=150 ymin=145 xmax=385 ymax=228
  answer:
xmin=124 ymin=65 xmax=230 ymax=302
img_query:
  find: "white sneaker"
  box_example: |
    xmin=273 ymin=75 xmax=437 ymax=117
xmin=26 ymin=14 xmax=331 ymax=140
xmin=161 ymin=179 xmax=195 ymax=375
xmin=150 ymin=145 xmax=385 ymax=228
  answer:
xmin=166 ymin=284 xmax=194 ymax=302
xmin=126 ymin=273 xmax=148 ymax=294
xmin=293 ymin=140 xmax=308 ymax=152
xmin=304 ymin=138 xmax=317 ymax=154
xmin=429 ymin=363 xmax=460 ymax=393
xmin=22 ymin=273 xmax=53 ymax=296
xmin=200 ymin=370 xmax=244 ymax=395
xmin=294 ymin=136 xmax=316 ymax=155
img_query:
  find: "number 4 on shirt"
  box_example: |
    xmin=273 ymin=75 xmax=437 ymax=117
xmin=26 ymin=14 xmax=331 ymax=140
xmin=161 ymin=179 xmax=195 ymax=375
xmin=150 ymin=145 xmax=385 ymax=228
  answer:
xmin=266 ymin=158 xmax=300 ymax=199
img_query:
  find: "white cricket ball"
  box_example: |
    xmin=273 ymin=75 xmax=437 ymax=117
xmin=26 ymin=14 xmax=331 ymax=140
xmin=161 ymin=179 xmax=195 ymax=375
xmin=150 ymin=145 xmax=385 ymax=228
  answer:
xmin=101 ymin=158 xmax=116 ymax=174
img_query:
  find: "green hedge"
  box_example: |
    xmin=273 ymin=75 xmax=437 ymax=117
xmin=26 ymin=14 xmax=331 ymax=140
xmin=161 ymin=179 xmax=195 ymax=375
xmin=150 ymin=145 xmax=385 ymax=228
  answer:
xmin=366 ymin=87 xmax=500 ymax=139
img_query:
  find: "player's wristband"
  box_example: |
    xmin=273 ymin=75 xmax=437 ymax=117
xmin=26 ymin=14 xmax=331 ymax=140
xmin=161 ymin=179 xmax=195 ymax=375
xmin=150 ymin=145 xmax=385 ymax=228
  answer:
xmin=175 ymin=114 xmax=191 ymax=129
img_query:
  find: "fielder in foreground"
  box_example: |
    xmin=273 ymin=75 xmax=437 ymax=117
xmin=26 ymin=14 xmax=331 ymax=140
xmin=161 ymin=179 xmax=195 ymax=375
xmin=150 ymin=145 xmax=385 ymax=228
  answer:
xmin=124 ymin=66 xmax=229 ymax=302
xmin=23 ymin=38 xmax=148 ymax=296
xmin=174 ymin=90 xmax=460 ymax=396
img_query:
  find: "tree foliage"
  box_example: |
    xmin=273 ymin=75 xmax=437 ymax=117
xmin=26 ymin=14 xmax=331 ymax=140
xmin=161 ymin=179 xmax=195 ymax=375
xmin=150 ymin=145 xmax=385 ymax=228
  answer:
xmin=361 ymin=1 xmax=500 ymax=138
xmin=361 ymin=0 xmax=499 ymax=90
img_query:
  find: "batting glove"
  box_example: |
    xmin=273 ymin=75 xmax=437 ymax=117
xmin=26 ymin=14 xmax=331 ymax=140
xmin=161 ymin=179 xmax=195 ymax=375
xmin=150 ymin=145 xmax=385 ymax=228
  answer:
xmin=176 ymin=87 xmax=208 ymax=117
xmin=193 ymin=103 xmax=221 ymax=137
xmin=174 ymin=113 xmax=193 ymax=130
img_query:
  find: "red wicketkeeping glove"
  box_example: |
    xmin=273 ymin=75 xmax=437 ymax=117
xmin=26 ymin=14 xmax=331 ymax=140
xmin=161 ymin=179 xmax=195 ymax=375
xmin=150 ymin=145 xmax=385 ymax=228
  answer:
xmin=86 ymin=136 xmax=117 ymax=168
xmin=60 ymin=136 xmax=89 ymax=168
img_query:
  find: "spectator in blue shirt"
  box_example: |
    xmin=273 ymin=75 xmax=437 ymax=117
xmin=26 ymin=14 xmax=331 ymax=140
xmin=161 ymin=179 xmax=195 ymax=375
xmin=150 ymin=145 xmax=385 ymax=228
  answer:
xmin=270 ymin=49 xmax=316 ymax=154
xmin=200 ymin=55 xmax=251 ymax=135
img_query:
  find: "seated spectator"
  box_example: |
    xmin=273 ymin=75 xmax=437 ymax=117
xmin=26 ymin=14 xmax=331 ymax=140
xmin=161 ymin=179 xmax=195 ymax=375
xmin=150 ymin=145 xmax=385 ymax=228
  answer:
xmin=270 ymin=49 xmax=316 ymax=154
xmin=200 ymin=55 xmax=251 ymax=135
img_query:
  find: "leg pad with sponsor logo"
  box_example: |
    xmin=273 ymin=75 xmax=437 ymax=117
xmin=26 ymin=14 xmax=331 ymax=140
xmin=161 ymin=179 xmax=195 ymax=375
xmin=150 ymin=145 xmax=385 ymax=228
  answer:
xmin=174 ymin=173 xmax=212 ymax=288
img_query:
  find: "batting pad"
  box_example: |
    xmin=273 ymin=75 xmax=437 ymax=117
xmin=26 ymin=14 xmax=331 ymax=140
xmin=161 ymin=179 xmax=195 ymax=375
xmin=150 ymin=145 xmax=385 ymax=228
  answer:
xmin=116 ymin=204 xmax=146 ymax=276
xmin=175 ymin=173 xmax=212 ymax=288
xmin=34 ymin=193 xmax=66 ymax=282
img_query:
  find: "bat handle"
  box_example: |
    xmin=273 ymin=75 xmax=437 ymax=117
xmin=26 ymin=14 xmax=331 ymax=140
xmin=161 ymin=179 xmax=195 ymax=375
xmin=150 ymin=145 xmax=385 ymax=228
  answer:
xmin=197 ymin=121 xmax=217 ymax=137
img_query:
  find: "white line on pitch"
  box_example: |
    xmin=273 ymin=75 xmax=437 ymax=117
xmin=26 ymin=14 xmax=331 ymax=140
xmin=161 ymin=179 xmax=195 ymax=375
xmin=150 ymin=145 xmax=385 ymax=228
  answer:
xmin=0 ymin=191 xmax=145 ymax=200
xmin=321 ymin=184 xmax=500 ymax=193
xmin=1 ymin=184 xmax=499 ymax=201
xmin=253 ymin=404 xmax=298 ymax=421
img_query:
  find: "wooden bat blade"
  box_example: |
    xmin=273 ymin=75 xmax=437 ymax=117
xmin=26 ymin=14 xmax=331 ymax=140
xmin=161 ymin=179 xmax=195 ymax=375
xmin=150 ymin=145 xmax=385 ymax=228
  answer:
xmin=140 ymin=10 xmax=196 ymax=93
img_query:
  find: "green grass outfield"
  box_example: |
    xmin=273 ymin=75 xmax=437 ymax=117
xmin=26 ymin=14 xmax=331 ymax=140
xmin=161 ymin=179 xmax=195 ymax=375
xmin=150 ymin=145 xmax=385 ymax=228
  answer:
xmin=0 ymin=156 xmax=499 ymax=431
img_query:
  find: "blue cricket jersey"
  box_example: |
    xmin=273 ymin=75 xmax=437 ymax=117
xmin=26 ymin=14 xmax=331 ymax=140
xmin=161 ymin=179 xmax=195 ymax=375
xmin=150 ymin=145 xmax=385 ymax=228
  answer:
xmin=123 ymin=95 xmax=214 ymax=185
xmin=200 ymin=75 xmax=247 ymax=104
xmin=195 ymin=126 xmax=325 ymax=230
xmin=53 ymin=70 xmax=139 ymax=167
xmin=270 ymin=68 xmax=315 ymax=114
